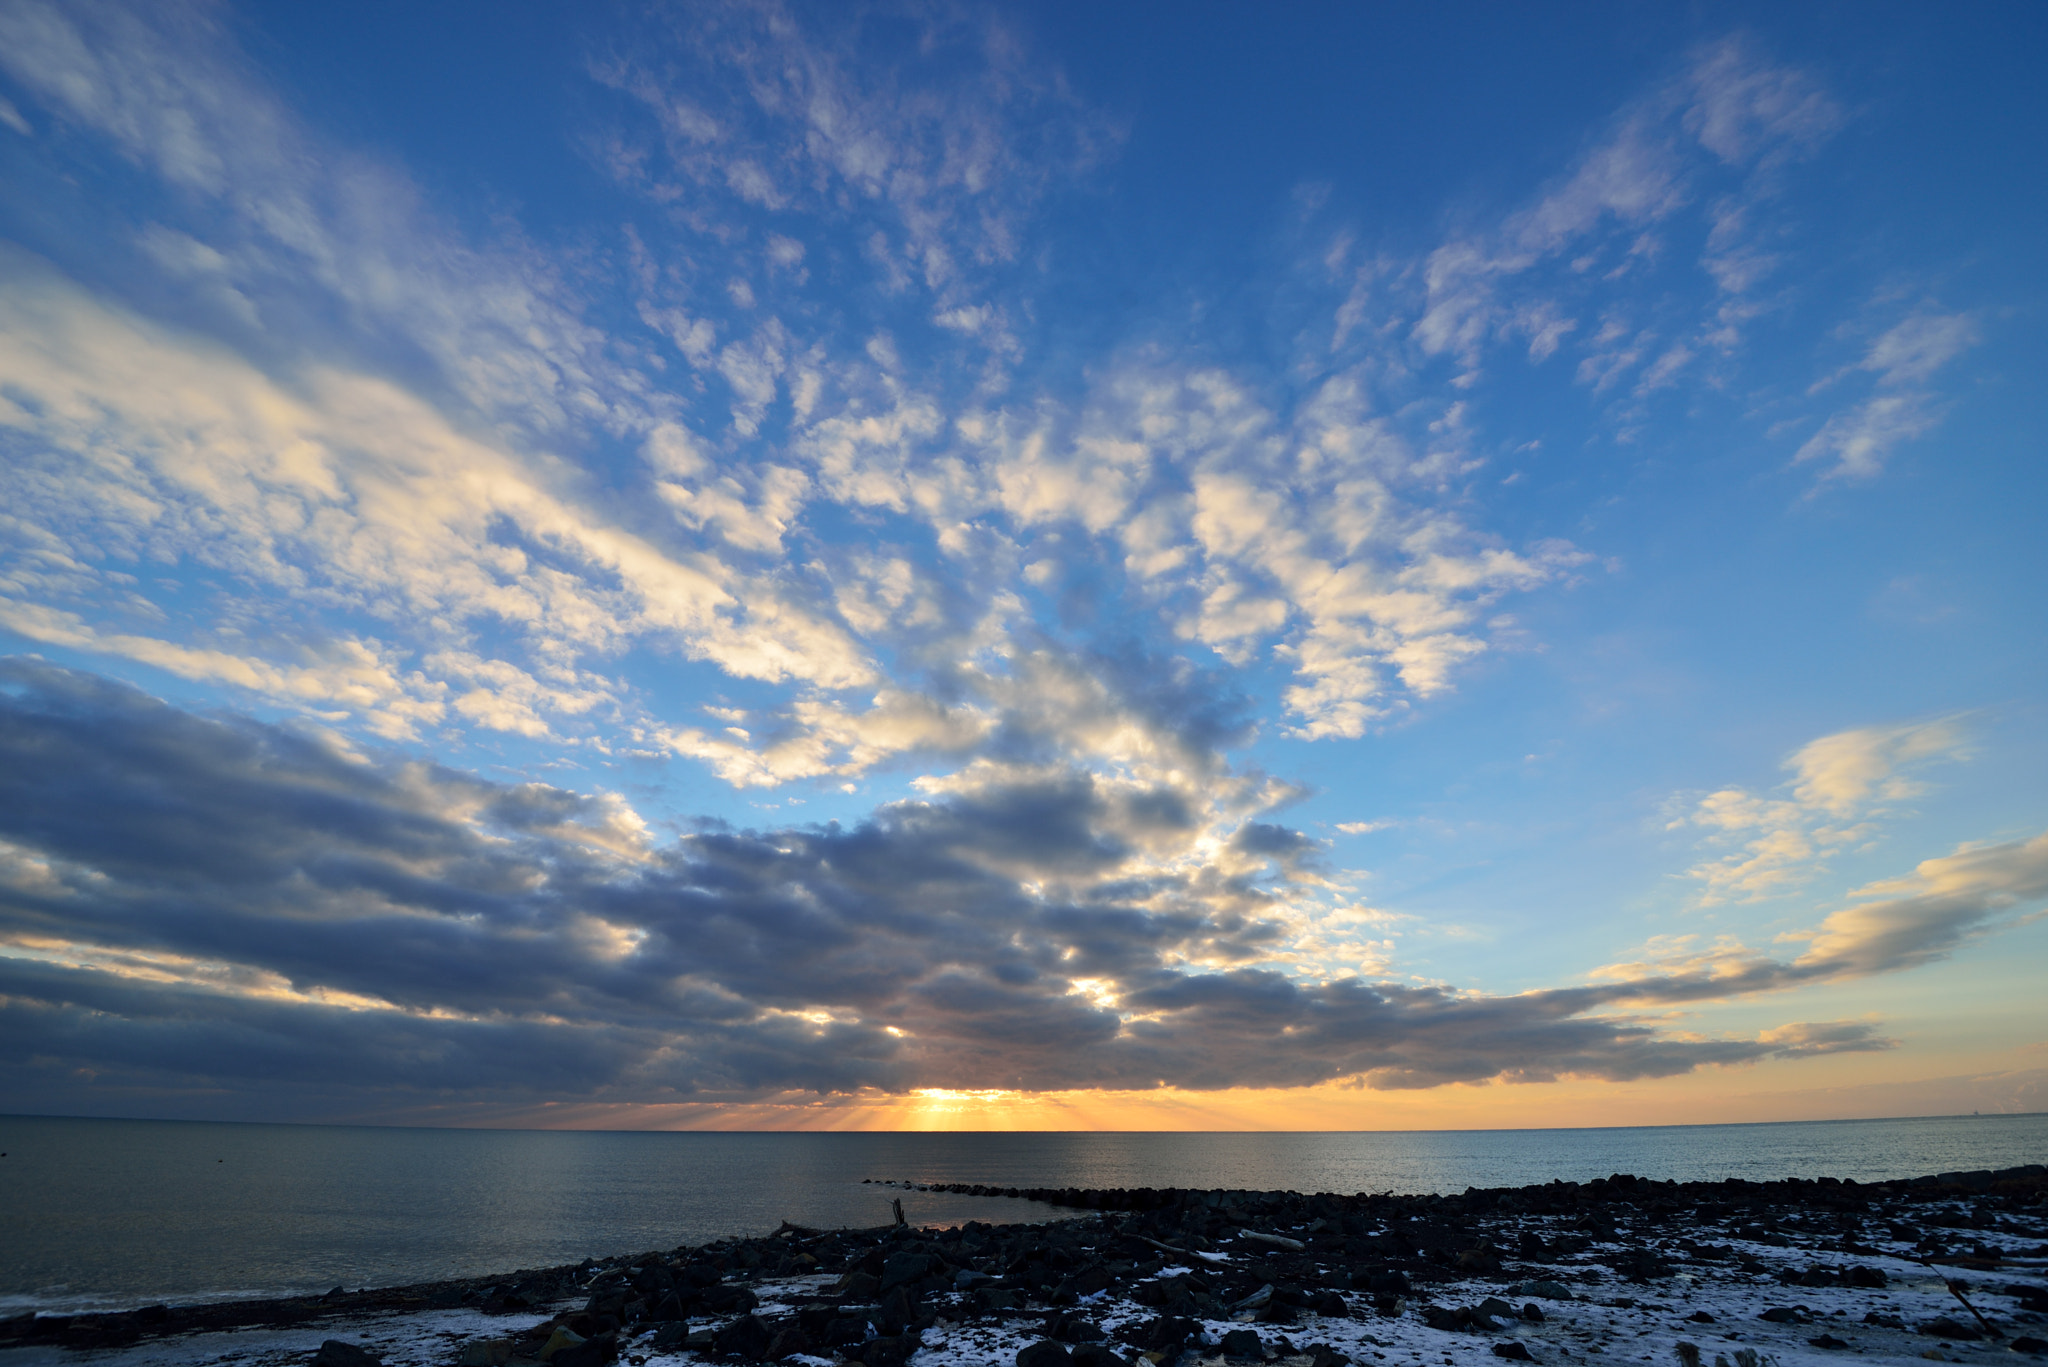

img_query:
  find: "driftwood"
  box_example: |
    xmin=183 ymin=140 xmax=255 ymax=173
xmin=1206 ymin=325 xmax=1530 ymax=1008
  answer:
xmin=1237 ymin=1230 xmax=1308 ymax=1251
xmin=1922 ymin=1259 xmax=2004 ymax=1340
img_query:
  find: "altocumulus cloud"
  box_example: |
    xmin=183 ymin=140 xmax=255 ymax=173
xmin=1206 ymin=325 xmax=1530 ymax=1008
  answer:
xmin=0 ymin=0 xmax=2032 ymax=1123
xmin=2 ymin=661 xmax=2008 ymax=1119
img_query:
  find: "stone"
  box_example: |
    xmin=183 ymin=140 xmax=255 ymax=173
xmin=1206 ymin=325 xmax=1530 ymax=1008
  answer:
xmin=2009 ymin=1337 xmax=2047 ymax=1356
xmin=535 ymin=1327 xmax=584 ymax=1363
xmin=1919 ymin=1318 xmax=1983 ymax=1342
xmin=1509 ymin=1280 xmax=1574 ymax=1302
xmin=876 ymin=1285 xmax=915 ymax=1332
xmin=1492 ymin=1344 xmax=1533 ymax=1362
xmin=879 ymin=1253 xmax=931 ymax=1293
xmin=859 ymin=1337 xmax=915 ymax=1367
xmin=1847 ymin=1266 xmax=1888 ymax=1288
xmin=552 ymin=1335 xmax=615 ymax=1367
xmin=712 ymin=1313 xmax=773 ymax=1360
xmin=1808 ymin=1335 xmax=1851 ymax=1350
xmin=311 ymin=1342 xmax=382 ymax=1367
xmin=1070 ymin=1346 xmax=1126 ymax=1367
xmin=1048 ymin=1312 xmax=1105 ymax=1342
xmin=837 ymin=1270 xmax=882 ymax=1300
xmin=1310 ymin=1289 xmax=1349 ymax=1317
xmin=699 ymin=1284 xmax=760 ymax=1315
xmin=1459 ymin=1246 xmax=1502 ymax=1274
xmin=1064 ymin=1264 xmax=1113 ymax=1297
xmin=457 ymin=1340 xmax=514 ymax=1366
xmin=1125 ymin=1315 xmax=1197 ymax=1352
xmin=1017 ymin=1340 xmax=1073 ymax=1367
xmin=822 ymin=1315 xmax=870 ymax=1346
xmin=764 ymin=1326 xmax=812 ymax=1360
xmin=1758 ymin=1307 xmax=1809 ymax=1324
xmin=1220 ymin=1326 xmax=1267 ymax=1357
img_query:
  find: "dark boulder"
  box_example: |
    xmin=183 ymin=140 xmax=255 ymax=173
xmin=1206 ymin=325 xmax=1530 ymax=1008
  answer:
xmin=1017 ymin=1341 xmax=1072 ymax=1367
xmin=878 ymin=1253 xmax=931 ymax=1293
xmin=821 ymin=1315 xmax=870 ymax=1347
xmin=311 ymin=1342 xmax=382 ymax=1367
xmin=763 ymin=1326 xmax=812 ymax=1360
xmin=1492 ymin=1344 xmax=1533 ymax=1361
xmin=857 ymin=1336 xmax=916 ymax=1367
xmin=712 ymin=1314 xmax=773 ymax=1361
xmin=1070 ymin=1347 xmax=1126 ymax=1367
xmin=1920 ymin=1318 xmax=1983 ymax=1342
xmin=1048 ymin=1313 xmax=1105 ymax=1342
xmin=1219 ymin=1327 xmax=1267 ymax=1358
xmin=1120 ymin=1315 xmax=1197 ymax=1353
xmin=553 ymin=1334 xmax=617 ymax=1367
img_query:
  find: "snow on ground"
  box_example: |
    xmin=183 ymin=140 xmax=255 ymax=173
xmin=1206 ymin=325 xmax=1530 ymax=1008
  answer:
xmin=4 ymin=1190 xmax=2042 ymax=1367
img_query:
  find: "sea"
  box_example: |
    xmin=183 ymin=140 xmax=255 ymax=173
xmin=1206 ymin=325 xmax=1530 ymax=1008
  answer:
xmin=1 ymin=1112 xmax=2042 ymax=1317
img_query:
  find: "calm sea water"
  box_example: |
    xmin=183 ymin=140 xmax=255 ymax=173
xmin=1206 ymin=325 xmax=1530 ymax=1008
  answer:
xmin=1 ymin=1112 xmax=2042 ymax=1315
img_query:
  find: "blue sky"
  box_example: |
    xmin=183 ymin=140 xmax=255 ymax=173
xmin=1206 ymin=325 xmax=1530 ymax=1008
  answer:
xmin=0 ymin=0 xmax=2042 ymax=1128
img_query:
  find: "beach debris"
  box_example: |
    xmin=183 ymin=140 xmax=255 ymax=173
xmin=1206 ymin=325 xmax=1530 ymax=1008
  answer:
xmin=1920 ymin=1258 xmax=2006 ymax=1339
xmin=1242 ymin=1229 xmax=1309 ymax=1251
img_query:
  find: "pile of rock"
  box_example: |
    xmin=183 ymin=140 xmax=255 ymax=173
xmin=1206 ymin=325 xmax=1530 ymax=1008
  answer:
xmin=3 ymin=1163 xmax=2043 ymax=1365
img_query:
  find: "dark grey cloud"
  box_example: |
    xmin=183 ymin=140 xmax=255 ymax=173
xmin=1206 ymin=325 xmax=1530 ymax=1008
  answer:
xmin=0 ymin=660 xmax=2002 ymax=1121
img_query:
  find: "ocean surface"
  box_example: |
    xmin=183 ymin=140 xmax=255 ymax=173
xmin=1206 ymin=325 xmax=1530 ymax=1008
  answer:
xmin=1 ymin=1111 xmax=2042 ymax=1316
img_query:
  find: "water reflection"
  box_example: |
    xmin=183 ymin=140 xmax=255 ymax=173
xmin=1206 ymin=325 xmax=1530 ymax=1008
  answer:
xmin=2 ymin=1112 xmax=2040 ymax=1313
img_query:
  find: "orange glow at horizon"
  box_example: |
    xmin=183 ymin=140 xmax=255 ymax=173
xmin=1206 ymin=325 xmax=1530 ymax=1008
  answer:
xmin=387 ymin=1045 xmax=2048 ymax=1132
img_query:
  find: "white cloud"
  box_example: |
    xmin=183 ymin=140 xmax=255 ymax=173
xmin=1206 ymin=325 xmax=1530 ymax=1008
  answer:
xmin=0 ymin=597 xmax=446 ymax=739
xmin=1798 ymin=311 xmax=1979 ymax=483
xmin=0 ymin=0 xmax=640 ymax=437
xmin=1861 ymin=312 xmax=1979 ymax=385
xmin=0 ymin=255 xmax=876 ymax=734
xmin=1796 ymin=832 xmax=2048 ymax=976
xmin=1672 ymin=716 xmax=1972 ymax=902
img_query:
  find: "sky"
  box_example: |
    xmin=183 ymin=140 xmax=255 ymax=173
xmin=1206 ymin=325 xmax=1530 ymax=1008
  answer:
xmin=0 ymin=0 xmax=2043 ymax=1132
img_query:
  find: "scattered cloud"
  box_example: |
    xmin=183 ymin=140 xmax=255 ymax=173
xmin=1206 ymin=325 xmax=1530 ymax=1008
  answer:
xmin=1799 ymin=311 xmax=1980 ymax=483
xmin=1671 ymin=716 xmax=1972 ymax=902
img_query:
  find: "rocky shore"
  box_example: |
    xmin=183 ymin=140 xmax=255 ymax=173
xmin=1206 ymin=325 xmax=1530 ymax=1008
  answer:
xmin=4 ymin=1164 xmax=2045 ymax=1367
